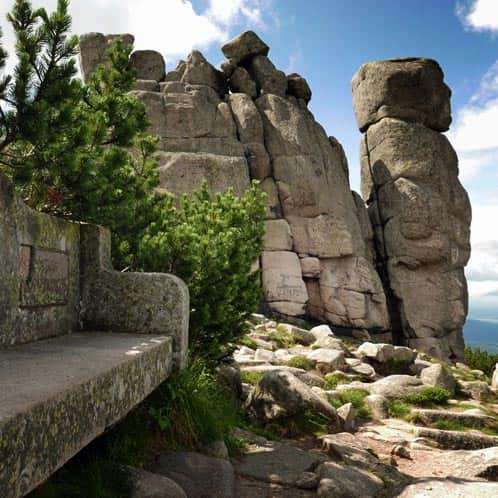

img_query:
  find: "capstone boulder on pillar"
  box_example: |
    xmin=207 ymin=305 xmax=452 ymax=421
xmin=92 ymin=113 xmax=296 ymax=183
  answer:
xmin=352 ymin=58 xmax=471 ymax=360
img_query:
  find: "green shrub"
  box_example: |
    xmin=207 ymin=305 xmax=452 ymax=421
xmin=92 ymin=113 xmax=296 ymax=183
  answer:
xmin=268 ymin=328 xmax=296 ymax=349
xmin=137 ymin=182 xmax=266 ymax=358
xmin=464 ymin=347 xmax=498 ymax=377
xmin=331 ymin=389 xmax=371 ymax=419
xmin=402 ymin=387 xmax=451 ymax=407
xmin=325 ymin=372 xmax=351 ymax=389
xmin=285 ymin=356 xmax=316 ymax=370
xmin=387 ymin=400 xmax=411 ymax=419
xmin=148 ymin=360 xmax=241 ymax=450
xmin=239 ymin=336 xmax=259 ymax=350
xmin=240 ymin=370 xmax=265 ymax=385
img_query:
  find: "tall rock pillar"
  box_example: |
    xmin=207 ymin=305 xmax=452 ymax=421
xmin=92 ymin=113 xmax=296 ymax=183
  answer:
xmin=352 ymin=58 xmax=472 ymax=360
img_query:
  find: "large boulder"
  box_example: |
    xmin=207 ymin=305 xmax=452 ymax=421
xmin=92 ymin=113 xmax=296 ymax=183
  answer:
xmin=181 ymin=51 xmax=226 ymax=94
xmin=153 ymin=452 xmax=234 ymax=498
xmin=420 ymin=363 xmax=456 ymax=394
xmin=352 ymin=57 xmax=451 ymax=132
xmin=317 ymin=461 xmax=384 ymax=498
xmin=129 ymin=50 xmax=165 ymax=81
xmin=248 ymin=55 xmax=287 ymax=96
xmin=368 ymin=375 xmax=425 ymax=399
xmin=246 ymin=370 xmax=341 ymax=428
xmin=221 ymin=30 xmax=269 ymax=65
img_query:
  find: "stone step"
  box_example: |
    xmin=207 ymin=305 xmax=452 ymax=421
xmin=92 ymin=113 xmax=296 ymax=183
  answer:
xmin=0 ymin=332 xmax=174 ymax=498
xmin=411 ymin=408 xmax=496 ymax=428
xmin=414 ymin=427 xmax=498 ymax=450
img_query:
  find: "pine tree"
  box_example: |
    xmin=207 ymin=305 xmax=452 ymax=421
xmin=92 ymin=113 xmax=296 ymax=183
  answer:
xmin=0 ymin=0 xmax=160 ymax=267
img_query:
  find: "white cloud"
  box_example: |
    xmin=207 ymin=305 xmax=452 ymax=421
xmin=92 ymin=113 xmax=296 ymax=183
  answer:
xmin=0 ymin=0 xmax=275 ymax=71
xmin=465 ymin=202 xmax=498 ymax=298
xmin=457 ymin=0 xmax=498 ymax=32
xmin=448 ymin=60 xmax=498 ymax=179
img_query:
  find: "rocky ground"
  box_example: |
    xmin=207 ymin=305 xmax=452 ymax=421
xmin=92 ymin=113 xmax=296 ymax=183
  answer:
xmin=123 ymin=314 xmax=498 ymax=497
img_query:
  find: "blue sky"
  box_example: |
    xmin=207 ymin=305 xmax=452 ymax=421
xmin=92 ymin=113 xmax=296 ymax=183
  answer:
xmin=1 ymin=0 xmax=498 ymax=321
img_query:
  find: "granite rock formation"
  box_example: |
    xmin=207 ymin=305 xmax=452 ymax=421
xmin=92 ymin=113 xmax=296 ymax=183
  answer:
xmin=78 ymin=33 xmax=471 ymax=359
xmin=352 ymin=58 xmax=471 ymax=359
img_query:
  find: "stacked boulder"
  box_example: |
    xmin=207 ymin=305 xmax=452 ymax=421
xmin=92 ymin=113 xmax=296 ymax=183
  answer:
xmin=352 ymin=58 xmax=471 ymax=359
xmin=78 ymin=30 xmax=390 ymax=338
xmin=220 ymin=32 xmax=390 ymax=331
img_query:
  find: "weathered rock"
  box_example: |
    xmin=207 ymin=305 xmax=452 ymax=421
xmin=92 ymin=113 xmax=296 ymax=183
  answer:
xmin=364 ymin=394 xmax=389 ymax=419
xmin=411 ymin=408 xmax=495 ymax=428
xmin=346 ymin=358 xmax=376 ymax=380
xmin=286 ymin=73 xmax=312 ymax=104
xmin=248 ymin=56 xmax=287 ymax=96
xmin=352 ymin=58 xmax=451 ymax=132
xmin=254 ymin=348 xmax=275 ymax=362
xmin=135 ymin=79 xmax=160 ymax=92
xmin=337 ymin=403 xmax=356 ymax=432
xmin=306 ymin=349 xmax=346 ymax=372
xmin=317 ymin=461 xmax=384 ymax=498
xmin=355 ymin=63 xmax=471 ymax=360
xmin=234 ymin=439 xmax=324 ymax=486
xmin=221 ymin=30 xmax=269 ymax=65
xmin=228 ymin=93 xmax=264 ymax=144
xmin=153 ymin=452 xmax=234 ymax=498
xmin=202 ymin=441 xmax=229 ymax=460
xmin=414 ymin=427 xmax=498 ymax=450
xmin=181 ymin=50 xmax=226 ymax=94
xmin=368 ymin=375 xmax=425 ymax=399
xmin=229 ymin=67 xmax=257 ymax=97
xmin=246 ymin=370 xmax=341 ymax=428
xmin=398 ymin=479 xmax=498 ymax=498
xmin=357 ymin=342 xmax=395 ymax=363
xmin=300 ymin=257 xmax=320 ymax=278
xmin=459 ymin=380 xmax=492 ymax=401
xmin=263 ymin=219 xmax=293 ymax=251
xmin=78 ymin=32 xmax=134 ymax=82
xmin=442 ymin=446 xmax=498 ymax=480
xmin=261 ymin=251 xmax=308 ymax=316
xmin=420 ymin=363 xmax=456 ymax=394
xmin=392 ymin=346 xmax=416 ymax=363
xmin=129 ymin=50 xmax=166 ymax=81
xmin=125 ymin=465 xmax=187 ymax=498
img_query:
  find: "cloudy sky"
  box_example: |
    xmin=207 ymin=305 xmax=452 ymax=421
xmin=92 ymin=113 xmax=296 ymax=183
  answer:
xmin=1 ymin=0 xmax=498 ymax=322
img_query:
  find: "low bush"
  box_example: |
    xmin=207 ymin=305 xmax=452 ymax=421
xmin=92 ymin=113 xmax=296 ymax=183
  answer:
xmin=387 ymin=400 xmax=411 ymax=419
xmin=330 ymin=389 xmax=371 ymax=419
xmin=401 ymin=387 xmax=451 ymax=407
xmin=240 ymin=370 xmax=265 ymax=385
xmin=464 ymin=347 xmax=498 ymax=377
xmin=137 ymin=182 xmax=266 ymax=359
xmin=285 ymin=356 xmax=316 ymax=370
xmin=325 ymin=372 xmax=351 ymax=389
xmin=148 ymin=360 xmax=241 ymax=451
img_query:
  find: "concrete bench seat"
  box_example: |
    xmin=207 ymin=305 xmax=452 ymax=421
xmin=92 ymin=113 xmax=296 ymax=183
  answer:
xmin=0 ymin=332 xmax=174 ymax=497
xmin=0 ymin=171 xmax=189 ymax=497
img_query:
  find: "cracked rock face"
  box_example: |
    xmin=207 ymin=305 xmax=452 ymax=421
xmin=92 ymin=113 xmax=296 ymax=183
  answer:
xmin=77 ymin=30 xmax=390 ymax=335
xmin=353 ymin=58 xmax=471 ymax=360
xmin=79 ymin=33 xmax=469 ymax=357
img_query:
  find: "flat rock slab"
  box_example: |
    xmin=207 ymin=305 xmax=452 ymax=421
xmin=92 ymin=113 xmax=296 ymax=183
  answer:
xmin=398 ymin=478 xmax=498 ymax=498
xmin=0 ymin=332 xmax=173 ymax=498
xmin=415 ymin=427 xmax=498 ymax=450
xmin=234 ymin=440 xmax=325 ymax=486
xmin=154 ymin=452 xmax=235 ymax=498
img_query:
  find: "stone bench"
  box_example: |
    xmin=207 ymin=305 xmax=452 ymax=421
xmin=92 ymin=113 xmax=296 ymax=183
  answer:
xmin=0 ymin=172 xmax=189 ymax=497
